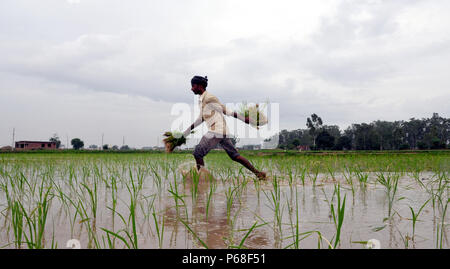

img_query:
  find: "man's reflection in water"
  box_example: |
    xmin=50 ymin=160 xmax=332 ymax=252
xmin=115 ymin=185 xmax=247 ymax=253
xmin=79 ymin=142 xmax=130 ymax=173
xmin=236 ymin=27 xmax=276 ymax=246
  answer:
xmin=162 ymin=168 xmax=270 ymax=249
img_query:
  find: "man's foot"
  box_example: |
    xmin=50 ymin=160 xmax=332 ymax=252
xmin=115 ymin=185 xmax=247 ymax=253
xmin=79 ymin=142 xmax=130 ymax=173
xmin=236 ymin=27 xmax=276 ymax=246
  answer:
xmin=255 ymin=171 xmax=267 ymax=180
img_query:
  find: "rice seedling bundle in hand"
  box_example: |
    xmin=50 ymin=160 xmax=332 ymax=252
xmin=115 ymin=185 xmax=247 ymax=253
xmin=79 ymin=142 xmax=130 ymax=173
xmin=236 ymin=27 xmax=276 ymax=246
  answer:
xmin=238 ymin=103 xmax=268 ymax=129
xmin=163 ymin=131 xmax=186 ymax=153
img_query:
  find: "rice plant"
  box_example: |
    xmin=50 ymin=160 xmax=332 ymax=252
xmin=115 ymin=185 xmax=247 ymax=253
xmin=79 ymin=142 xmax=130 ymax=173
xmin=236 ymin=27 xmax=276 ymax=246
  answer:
xmin=376 ymin=171 xmax=400 ymax=217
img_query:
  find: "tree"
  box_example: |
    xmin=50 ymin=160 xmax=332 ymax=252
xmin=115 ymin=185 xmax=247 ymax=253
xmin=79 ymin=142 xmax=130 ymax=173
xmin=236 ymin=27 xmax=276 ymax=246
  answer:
xmin=430 ymin=137 xmax=446 ymax=149
xmin=306 ymin=113 xmax=323 ymax=148
xmin=89 ymin=145 xmax=98 ymax=150
xmin=417 ymin=141 xmax=428 ymax=150
xmin=120 ymin=145 xmax=130 ymax=150
xmin=49 ymin=133 xmax=61 ymax=149
xmin=402 ymin=118 xmax=426 ymax=149
xmin=335 ymin=136 xmax=352 ymax=150
xmin=271 ymin=112 xmax=449 ymax=151
xmin=102 ymin=144 xmax=109 ymax=150
xmin=316 ymin=130 xmax=335 ymax=150
xmin=399 ymin=143 xmax=410 ymax=150
xmin=71 ymin=138 xmax=84 ymax=150
xmin=112 ymin=145 xmax=119 ymax=150
xmin=350 ymin=123 xmax=380 ymax=150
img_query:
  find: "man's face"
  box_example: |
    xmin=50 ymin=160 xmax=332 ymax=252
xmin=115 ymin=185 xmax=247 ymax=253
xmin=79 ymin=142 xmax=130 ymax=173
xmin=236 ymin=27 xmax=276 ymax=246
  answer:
xmin=191 ymin=84 xmax=203 ymax=95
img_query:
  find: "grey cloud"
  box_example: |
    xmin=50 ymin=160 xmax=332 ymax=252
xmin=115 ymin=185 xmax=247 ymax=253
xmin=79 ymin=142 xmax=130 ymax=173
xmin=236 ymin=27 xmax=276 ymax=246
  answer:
xmin=0 ymin=0 xmax=448 ymax=121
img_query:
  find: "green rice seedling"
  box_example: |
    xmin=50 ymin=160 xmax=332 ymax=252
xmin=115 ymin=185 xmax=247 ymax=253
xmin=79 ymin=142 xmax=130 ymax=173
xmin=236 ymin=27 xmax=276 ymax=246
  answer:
xmin=162 ymin=131 xmax=188 ymax=152
xmin=284 ymin=230 xmax=334 ymax=249
xmin=263 ymin=176 xmax=284 ymax=236
xmin=205 ymin=180 xmax=217 ymax=221
xmin=408 ymin=199 xmax=430 ymax=242
xmin=329 ymin=184 xmax=346 ymax=249
xmin=168 ymin=179 xmax=189 ymax=221
xmin=189 ymin=168 xmax=200 ymax=203
xmin=252 ymin=176 xmax=262 ymax=203
xmin=326 ymin=164 xmax=337 ymax=182
xmin=228 ymin=221 xmax=264 ymax=249
xmin=101 ymin=226 xmax=131 ymax=249
xmin=75 ymin=198 xmax=100 ymax=248
xmin=225 ymin=186 xmax=238 ymax=224
xmin=80 ymin=181 xmax=98 ymax=231
xmin=10 ymin=201 xmax=24 ymax=249
xmin=343 ymin=165 xmax=353 ymax=184
xmin=308 ymin=164 xmax=320 ymax=187
xmin=395 ymin=227 xmax=412 ymax=249
xmin=376 ymin=172 xmax=400 ymax=217
xmin=342 ymin=166 xmax=356 ymax=198
xmin=150 ymin=164 xmax=163 ymax=193
xmin=139 ymin=193 xmax=156 ymax=221
xmin=299 ymin=166 xmax=307 ymax=186
xmin=355 ymin=166 xmax=369 ymax=188
xmin=104 ymin=199 xmax=138 ymax=249
xmin=435 ymin=196 xmax=449 ymax=249
xmin=285 ymin=185 xmax=300 ymax=249
xmin=152 ymin=209 xmax=165 ymax=248
xmin=124 ymin=174 xmax=141 ymax=249
xmin=179 ymin=217 xmax=208 ymax=249
xmin=57 ymin=189 xmax=81 ymax=239
xmin=408 ymin=162 xmax=426 ymax=189
xmin=286 ymin=165 xmax=296 ymax=187
xmin=20 ymin=182 xmax=53 ymax=249
xmin=237 ymin=102 xmax=268 ymax=129
xmin=109 ymin=174 xmax=118 ymax=228
xmin=223 ymin=204 xmax=244 ymax=248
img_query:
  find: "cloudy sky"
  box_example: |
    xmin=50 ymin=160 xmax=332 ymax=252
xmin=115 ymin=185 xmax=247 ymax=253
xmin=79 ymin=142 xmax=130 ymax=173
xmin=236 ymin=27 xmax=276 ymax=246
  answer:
xmin=1 ymin=0 xmax=449 ymax=148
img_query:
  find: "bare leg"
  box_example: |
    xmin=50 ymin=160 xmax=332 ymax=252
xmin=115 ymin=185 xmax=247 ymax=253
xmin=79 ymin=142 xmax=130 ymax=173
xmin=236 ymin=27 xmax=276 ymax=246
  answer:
xmin=232 ymin=155 xmax=267 ymax=180
xmin=194 ymin=156 xmax=204 ymax=171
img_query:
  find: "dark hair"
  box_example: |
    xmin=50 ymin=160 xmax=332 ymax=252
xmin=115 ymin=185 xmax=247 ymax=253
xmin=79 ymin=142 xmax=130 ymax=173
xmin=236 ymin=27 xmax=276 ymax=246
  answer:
xmin=191 ymin=75 xmax=208 ymax=88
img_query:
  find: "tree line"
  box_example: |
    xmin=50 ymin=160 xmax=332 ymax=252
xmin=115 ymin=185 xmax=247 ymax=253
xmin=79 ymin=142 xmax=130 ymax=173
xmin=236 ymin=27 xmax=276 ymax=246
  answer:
xmin=49 ymin=134 xmax=131 ymax=150
xmin=272 ymin=113 xmax=449 ymax=150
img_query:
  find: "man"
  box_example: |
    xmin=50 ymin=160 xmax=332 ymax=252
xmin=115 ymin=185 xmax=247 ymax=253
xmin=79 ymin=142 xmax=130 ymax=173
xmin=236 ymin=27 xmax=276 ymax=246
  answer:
xmin=182 ymin=75 xmax=267 ymax=180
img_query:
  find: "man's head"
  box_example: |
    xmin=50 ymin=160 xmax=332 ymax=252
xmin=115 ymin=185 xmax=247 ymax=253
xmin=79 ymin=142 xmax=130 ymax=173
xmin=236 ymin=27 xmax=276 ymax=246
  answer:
xmin=191 ymin=75 xmax=208 ymax=95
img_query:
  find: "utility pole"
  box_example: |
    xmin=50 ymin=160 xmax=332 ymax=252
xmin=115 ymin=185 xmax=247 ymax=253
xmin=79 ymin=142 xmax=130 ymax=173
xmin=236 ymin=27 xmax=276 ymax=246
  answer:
xmin=123 ymin=136 xmax=125 ymax=146
xmin=12 ymin=128 xmax=15 ymax=150
xmin=66 ymin=134 xmax=69 ymax=150
xmin=102 ymin=133 xmax=104 ymax=150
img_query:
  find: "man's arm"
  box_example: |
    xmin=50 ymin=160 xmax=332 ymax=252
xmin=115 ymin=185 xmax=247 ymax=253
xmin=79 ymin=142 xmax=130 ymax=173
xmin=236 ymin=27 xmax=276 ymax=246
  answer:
xmin=206 ymin=97 xmax=250 ymax=124
xmin=229 ymin=109 xmax=250 ymax=124
xmin=183 ymin=114 xmax=203 ymax=138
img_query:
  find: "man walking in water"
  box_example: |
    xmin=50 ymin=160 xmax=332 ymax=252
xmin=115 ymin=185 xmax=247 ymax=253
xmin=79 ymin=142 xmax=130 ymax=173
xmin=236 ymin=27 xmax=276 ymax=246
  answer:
xmin=182 ymin=75 xmax=267 ymax=180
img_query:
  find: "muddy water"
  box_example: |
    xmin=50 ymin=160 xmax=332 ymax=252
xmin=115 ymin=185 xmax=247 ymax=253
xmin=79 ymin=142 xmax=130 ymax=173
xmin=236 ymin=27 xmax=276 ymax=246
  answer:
xmin=0 ymin=167 xmax=448 ymax=249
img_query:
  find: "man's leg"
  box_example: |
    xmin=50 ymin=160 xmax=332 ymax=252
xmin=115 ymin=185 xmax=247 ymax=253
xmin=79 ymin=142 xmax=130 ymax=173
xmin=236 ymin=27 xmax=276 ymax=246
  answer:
xmin=233 ymin=155 xmax=266 ymax=180
xmin=193 ymin=133 xmax=221 ymax=170
xmin=194 ymin=156 xmax=205 ymax=171
xmin=220 ymin=138 xmax=266 ymax=180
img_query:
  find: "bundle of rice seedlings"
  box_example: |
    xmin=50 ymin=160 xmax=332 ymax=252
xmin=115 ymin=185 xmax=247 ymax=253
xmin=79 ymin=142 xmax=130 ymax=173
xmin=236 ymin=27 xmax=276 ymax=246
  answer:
xmin=163 ymin=131 xmax=187 ymax=153
xmin=238 ymin=102 xmax=268 ymax=129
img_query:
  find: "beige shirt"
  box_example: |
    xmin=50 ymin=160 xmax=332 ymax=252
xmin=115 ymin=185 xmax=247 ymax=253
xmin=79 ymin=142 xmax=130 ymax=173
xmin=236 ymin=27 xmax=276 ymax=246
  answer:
xmin=198 ymin=91 xmax=233 ymax=136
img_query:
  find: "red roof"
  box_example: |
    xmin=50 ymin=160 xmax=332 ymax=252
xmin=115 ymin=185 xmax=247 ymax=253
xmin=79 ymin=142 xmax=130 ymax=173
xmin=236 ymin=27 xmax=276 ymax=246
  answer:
xmin=15 ymin=141 xmax=56 ymax=143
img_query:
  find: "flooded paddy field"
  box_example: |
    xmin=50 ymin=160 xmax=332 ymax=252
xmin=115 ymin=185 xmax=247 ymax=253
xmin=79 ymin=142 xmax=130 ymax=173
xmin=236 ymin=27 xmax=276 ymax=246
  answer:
xmin=0 ymin=151 xmax=448 ymax=249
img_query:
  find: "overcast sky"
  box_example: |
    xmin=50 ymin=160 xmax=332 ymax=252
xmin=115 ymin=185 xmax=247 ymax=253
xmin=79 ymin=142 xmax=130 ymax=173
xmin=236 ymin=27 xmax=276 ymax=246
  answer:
xmin=1 ymin=0 xmax=449 ymax=148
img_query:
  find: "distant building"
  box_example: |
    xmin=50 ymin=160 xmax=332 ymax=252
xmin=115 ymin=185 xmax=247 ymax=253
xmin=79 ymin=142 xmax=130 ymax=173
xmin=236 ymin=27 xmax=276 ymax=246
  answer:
xmin=297 ymin=145 xmax=310 ymax=151
xmin=15 ymin=141 xmax=57 ymax=150
xmin=0 ymin=146 xmax=13 ymax=152
xmin=240 ymin=144 xmax=262 ymax=150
